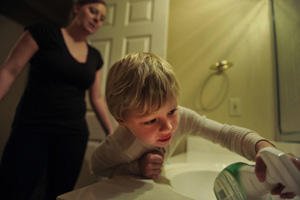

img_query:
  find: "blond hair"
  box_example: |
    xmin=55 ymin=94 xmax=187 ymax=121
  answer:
xmin=106 ymin=52 xmax=179 ymax=121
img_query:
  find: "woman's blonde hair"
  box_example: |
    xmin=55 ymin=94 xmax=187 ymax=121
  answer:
xmin=106 ymin=52 xmax=179 ymax=121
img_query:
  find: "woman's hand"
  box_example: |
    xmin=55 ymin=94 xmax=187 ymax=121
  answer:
xmin=255 ymin=148 xmax=300 ymax=199
xmin=138 ymin=150 xmax=164 ymax=179
xmin=291 ymin=156 xmax=300 ymax=170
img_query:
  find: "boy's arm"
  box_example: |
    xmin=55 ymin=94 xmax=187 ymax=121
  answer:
xmin=91 ymin=127 xmax=150 ymax=177
xmin=179 ymin=107 xmax=273 ymax=161
xmin=91 ymin=136 xmax=141 ymax=177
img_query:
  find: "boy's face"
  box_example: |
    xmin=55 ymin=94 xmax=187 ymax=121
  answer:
xmin=120 ymin=99 xmax=179 ymax=147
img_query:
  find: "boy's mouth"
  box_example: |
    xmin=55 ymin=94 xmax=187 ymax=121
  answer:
xmin=158 ymin=134 xmax=172 ymax=143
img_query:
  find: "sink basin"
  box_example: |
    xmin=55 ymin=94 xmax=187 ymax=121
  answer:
xmin=168 ymin=170 xmax=218 ymax=200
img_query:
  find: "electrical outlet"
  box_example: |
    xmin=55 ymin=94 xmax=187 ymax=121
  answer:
xmin=229 ymin=98 xmax=241 ymax=116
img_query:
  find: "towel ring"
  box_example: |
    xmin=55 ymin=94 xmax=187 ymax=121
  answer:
xmin=210 ymin=60 xmax=233 ymax=73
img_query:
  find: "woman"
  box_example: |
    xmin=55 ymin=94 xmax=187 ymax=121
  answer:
xmin=0 ymin=0 xmax=113 ymax=199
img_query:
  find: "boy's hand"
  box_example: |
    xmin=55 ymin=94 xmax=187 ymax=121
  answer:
xmin=138 ymin=150 xmax=164 ymax=179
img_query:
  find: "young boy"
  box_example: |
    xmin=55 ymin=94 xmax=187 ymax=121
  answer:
xmin=91 ymin=52 xmax=298 ymax=198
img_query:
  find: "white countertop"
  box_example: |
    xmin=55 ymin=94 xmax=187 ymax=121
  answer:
xmin=57 ymin=176 xmax=193 ymax=200
xmin=59 ymin=135 xmax=300 ymax=200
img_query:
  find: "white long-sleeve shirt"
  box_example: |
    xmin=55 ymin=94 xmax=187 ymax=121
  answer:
xmin=91 ymin=106 xmax=266 ymax=177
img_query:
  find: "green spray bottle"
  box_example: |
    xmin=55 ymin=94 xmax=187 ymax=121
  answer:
xmin=213 ymin=147 xmax=300 ymax=200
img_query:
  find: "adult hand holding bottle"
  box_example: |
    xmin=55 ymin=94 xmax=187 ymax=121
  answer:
xmin=255 ymin=141 xmax=300 ymax=199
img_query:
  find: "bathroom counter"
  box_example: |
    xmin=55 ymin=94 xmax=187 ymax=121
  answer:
xmin=57 ymin=175 xmax=193 ymax=200
xmin=61 ymin=136 xmax=300 ymax=200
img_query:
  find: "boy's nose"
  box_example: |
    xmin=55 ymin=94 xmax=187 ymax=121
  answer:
xmin=160 ymin=120 xmax=173 ymax=132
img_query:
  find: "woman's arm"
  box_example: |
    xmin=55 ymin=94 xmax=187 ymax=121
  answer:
xmin=88 ymin=70 xmax=114 ymax=135
xmin=0 ymin=31 xmax=38 ymax=100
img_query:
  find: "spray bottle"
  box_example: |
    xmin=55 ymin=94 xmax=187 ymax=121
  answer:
xmin=213 ymin=147 xmax=300 ymax=200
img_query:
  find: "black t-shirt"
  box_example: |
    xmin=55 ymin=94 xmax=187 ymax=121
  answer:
xmin=12 ymin=23 xmax=103 ymax=133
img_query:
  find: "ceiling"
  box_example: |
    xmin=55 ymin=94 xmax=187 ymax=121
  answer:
xmin=0 ymin=0 xmax=73 ymax=26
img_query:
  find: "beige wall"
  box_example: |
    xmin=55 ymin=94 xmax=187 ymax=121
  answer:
xmin=0 ymin=15 xmax=28 ymax=157
xmin=0 ymin=0 xmax=279 ymax=157
xmin=167 ymin=0 xmax=277 ymax=140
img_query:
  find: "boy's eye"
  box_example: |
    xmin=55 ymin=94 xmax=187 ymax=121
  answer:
xmin=144 ymin=118 xmax=157 ymax=125
xmin=168 ymin=108 xmax=178 ymax=115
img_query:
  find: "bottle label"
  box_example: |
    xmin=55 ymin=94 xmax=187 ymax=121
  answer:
xmin=214 ymin=162 xmax=272 ymax=200
xmin=214 ymin=168 xmax=247 ymax=200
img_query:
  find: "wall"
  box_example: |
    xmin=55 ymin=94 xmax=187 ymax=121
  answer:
xmin=167 ymin=0 xmax=276 ymax=140
xmin=0 ymin=15 xmax=28 ymax=157
xmin=0 ymin=0 xmax=278 ymax=158
xmin=273 ymin=0 xmax=300 ymax=141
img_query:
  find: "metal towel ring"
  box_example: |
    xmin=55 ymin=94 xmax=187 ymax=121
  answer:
xmin=210 ymin=60 xmax=233 ymax=73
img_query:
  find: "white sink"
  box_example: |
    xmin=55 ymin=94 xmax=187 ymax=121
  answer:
xmin=168 ymin=169 xmax=218 ymax=200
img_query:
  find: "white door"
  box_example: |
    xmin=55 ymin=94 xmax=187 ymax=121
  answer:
xmin=86 ymin=0 xmax=170 ymax=140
